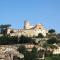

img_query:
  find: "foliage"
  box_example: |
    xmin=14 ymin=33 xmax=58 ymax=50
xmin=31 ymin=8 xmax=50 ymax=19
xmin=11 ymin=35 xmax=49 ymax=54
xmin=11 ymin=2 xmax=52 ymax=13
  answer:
xmin=45 ymin=54 xmax=60 ymax=60
xmin=31 ymin=47 xmax=37 ymax=60
xmin=0 ymin=36 xmax=18 ymax=45
xmin=0 ymin=24 xmax=11 ymax=35
xmin=48 ymin=29 xmax=55 ymax=34
xmin=47 ymin=37 xmax=57 ymax=44
xmin=17 ymin=45 xmax=27 ymax=54
xmin=19 ymin=35 xmax=34 ymax=44
xmin=18 ymin=46 xmax=38 ymax=60
xmin=43 ymin=40 xmax=57 ymax=57
xmin=0 ymin=35 xmax=35 ymax=45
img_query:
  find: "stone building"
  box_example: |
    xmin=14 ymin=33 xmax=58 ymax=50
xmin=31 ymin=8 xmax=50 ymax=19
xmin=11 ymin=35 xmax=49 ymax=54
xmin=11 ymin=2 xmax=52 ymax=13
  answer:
xmin=7 ymin=21 xmax=48 ymax=37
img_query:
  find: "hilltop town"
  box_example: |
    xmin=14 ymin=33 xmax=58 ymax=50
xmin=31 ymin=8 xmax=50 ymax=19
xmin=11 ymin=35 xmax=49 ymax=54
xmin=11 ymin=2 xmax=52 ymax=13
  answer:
xmin=0 ymin=21 xmax=60 ymax=60
xmin=6 ymin=21 xmax=48 ymax=37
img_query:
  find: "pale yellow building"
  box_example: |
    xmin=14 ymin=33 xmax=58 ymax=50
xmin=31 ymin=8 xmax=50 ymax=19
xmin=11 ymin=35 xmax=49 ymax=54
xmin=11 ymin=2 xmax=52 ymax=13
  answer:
xmin=7 ymin=21 xmax=48 ymax=37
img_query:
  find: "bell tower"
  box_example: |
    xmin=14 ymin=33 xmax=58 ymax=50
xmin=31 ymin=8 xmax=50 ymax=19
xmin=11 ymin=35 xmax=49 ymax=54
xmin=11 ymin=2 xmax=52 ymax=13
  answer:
xmin=24 ymin=20 xmax=30 ymax=29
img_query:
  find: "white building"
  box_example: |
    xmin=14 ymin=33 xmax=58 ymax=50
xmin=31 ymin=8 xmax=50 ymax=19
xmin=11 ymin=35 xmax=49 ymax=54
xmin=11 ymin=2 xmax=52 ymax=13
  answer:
xmin=7 ymin=21 xmax=48 ymax=37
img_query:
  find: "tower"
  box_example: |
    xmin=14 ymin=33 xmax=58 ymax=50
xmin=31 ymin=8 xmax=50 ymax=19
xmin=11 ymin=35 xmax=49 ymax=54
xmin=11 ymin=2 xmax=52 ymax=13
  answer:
xmin=24 ymin=20 xmax=30 ymax=29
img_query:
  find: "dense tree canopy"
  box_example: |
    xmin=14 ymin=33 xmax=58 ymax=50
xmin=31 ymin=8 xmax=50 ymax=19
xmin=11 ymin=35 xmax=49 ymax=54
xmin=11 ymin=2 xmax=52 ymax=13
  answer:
xmin=19 ymin=35 xmax=34 ymax=44
xmin=47 ymin=37 xmax=57 ymax=44
xmin=0 ymin=24 xmax=11 ymax=35
xmin=0 ymin=36 xmax=18 ymax=45
xmin=18 ymin=46 xmax=38 ymax=60
xmin=48 ymin=29 xmax=55 ymax=34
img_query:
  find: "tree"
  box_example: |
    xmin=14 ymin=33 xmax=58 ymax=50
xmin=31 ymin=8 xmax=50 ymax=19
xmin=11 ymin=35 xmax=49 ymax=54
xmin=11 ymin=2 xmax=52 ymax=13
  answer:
xmin=0 ymin=24 xmax=11 ymax=36
xmin=25 ymin=47 xmax=37 ymax=60
xmin=43 ymin=37 xmax=58 ymax=57
xmin=17 ymin=45 xmax=27 ymax=54
xmin=47 ymin=37 xmax=57 ymax=44
xmin=45 ymin=54 xmax=60 ymax=60
xmin=18 ymin=45 xmax=38 ymax=60
xmin=48 ymin=29 xmax=55 ymax=34
xmin=19 ymin=35 xmax=33 ymax=44
xmin=17 ymin=45 xmax=28 ymax=60
xmin=0 ymin=36 xmax=18 ymax=45
xmin=31 ymin=47 xmax=37 ymax=60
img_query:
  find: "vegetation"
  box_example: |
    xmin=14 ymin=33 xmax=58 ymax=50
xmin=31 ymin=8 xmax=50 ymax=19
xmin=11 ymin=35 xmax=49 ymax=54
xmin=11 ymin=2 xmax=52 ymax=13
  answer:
xmin=18 ymin=46 xmax=38 ymax=60
xmin=0 ymin=24 xmax=11 ymax=36
xmin=0 ymin=26 xmax=60 ymax=60
xmin=0 ymin=35 xmax=35 ymax=45
xmin=47 ymin=37 xmax=57 ymax=44
xmin=17 ymin=45 xmax=27 ymax=54
xmin=19 ymin=35 xmax=34 ymax=44
xmin=48 ymin=29 xmax=55 ymax=34
xmin=45 ymin=54 xmax=60 ymax=60
xmin=0 ymin=36 xmax=18 ymax=45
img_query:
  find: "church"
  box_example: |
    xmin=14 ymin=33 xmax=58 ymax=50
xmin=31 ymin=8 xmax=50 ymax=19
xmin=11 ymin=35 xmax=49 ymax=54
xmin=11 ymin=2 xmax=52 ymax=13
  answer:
xmin=7 ymin=21 xmax=48 ymax=37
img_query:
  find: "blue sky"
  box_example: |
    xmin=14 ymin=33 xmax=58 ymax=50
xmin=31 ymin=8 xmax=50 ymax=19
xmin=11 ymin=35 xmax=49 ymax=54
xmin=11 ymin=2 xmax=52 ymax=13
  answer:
xmin=0 ymin=0 xmax=60 ymax=32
